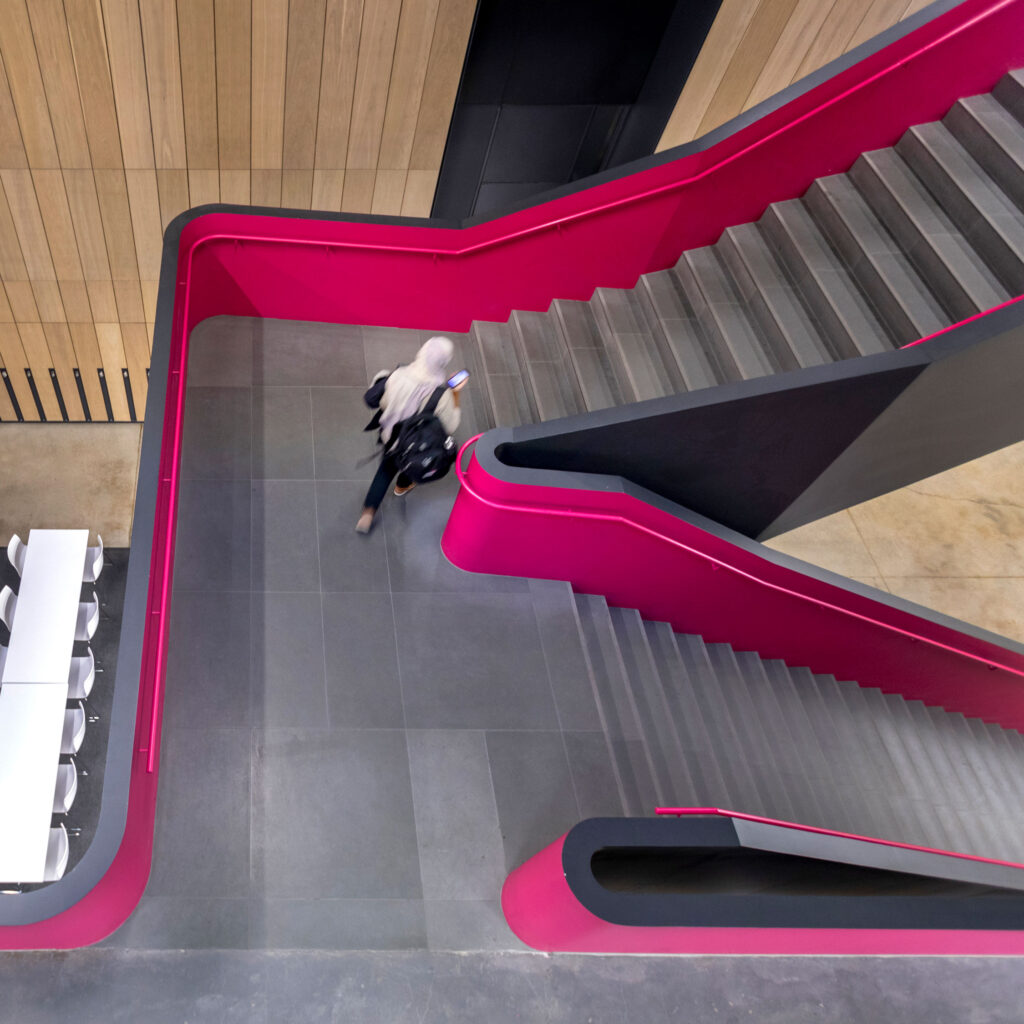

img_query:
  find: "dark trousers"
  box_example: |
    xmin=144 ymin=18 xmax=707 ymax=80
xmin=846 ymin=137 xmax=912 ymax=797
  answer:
xmin=363 ymin=449 xmax=412 ymax=511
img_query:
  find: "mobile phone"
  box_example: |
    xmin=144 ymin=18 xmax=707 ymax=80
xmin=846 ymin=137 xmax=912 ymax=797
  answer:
xmin=447 ymin=368 xmax=470 ymax=388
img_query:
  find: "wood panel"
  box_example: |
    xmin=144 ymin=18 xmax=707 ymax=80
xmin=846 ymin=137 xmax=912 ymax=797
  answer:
xmin=314 ymin=0 xmax=362 ymax=168
xmin=659 ymin=0 xmax=922 ymax=150
xmin=283 ymin=0 xmax=327 ymax=170
xmin=378 ymin=0 xmax=442 ymax=170
xmin=177 ymin=0 xmax=218 ymax=167
xmin=251 ymin=0 xmax=289 ymax=169
xmin=101 ymin=0 xmax=154 ymax=168
xmin=0 ymin=0 xmax=60 ymax=167
xmin=409 ymin=0 xmax=477 ymax=170
xmin=347 ymin=0 xmax=403 ymax=168
xmin=27 ymin=0 xmax=91 ymax=168
xmin=0 ymin=0 xmax=710 ymax=421
xmin=140 ymin=0 xmax=188 ymax=169
xmin=0 ymin=53 xmax=28 ymax=168
xmin=215 ymin=0 xmax=251 ymax=170
xmin=64 ymin=0 xmax=123 ymax=168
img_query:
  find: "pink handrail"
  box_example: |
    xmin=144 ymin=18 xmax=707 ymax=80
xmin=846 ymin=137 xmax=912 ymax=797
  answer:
xmin=453 ymin=435 xmax=1024 ymax=681
xmin=656 ymin=806 xmax=1024 ymax=871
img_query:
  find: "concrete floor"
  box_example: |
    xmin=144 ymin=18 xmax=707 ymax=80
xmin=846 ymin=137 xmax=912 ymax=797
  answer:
xmin=3 ymin=319 xmax=1024 ymax=1019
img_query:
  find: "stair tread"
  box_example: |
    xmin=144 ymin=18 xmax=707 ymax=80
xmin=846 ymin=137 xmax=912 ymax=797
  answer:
xmin=946 ymin=93 xmax=1024 ymax=212
xmin=805 ymin=174 xmax=951 ymax=344
xmin=718 ymin=224 xmax=834 ymax=370
xmin=851 ymin=147 xmax=1010 ymax=320
xmin=897 ymin=121 xmax=1024 ymax=293
xmin=761 ymin=199 xmax=894 ymax=359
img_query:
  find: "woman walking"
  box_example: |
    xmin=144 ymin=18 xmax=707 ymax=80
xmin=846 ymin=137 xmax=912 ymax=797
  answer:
xmin=356 ymin=335 xmax=463 ymax=534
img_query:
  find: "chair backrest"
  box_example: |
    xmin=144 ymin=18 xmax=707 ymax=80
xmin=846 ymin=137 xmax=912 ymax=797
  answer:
xmin=0 ymin=585 xmax=15 ymax=631
xmin=43 ymin=824 xmax=69 ymax=882
xmin=68 ymin=649 xmax=96 ymax=700
xmin=84 ymin=534 xmax=103 ymax=583
xmin=6 ymin=534 xmax=25 ymax=576
xmin=53 ymin=761 xmax=78 ymax=815
xmin=62 ymin=704 xmax=86 ymax=756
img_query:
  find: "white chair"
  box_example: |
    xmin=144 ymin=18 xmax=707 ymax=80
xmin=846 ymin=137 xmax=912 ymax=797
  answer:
xmin=61 ymin=704 xmax=86 ymax=756
xmin=67 ymin=650 xmax=95 ymax=701
xmin=42 ymin=824 xmax=69 ymax=882
xmin=0 ymin=585 xmax=15 ymax=631
xmin=6 ymin=534 xmax=25 ymax=577
xmin=52 ymin=760 xmax=78 ymax=815
xmin=0 ymin=642 xmax=6 ymax=678
xmin=75 ymin=593 xmax=99 ymax=643
xmin=83 ymin=535 xmax=104 ymax=584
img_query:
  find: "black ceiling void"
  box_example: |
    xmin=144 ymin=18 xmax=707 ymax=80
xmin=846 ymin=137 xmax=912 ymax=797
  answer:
xmin=432 ymin=0 xmax=724 ymax=221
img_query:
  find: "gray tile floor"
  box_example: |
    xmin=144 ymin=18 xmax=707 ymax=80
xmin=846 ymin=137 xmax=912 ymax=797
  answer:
xmin=106 ymin=315 xmax=596 ymax=952
xmin=6 ymin=315 xmax=1024 ymax=1021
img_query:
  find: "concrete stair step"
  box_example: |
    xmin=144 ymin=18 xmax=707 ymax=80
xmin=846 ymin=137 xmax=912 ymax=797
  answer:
xmin=574 ymin=594 xmax=659 ymax=816
xmin=589 ymin=287 xmax=678 ymax=402
xmin=804 ymin=173 xmax=951 ymax=344
xmin=509 ymin=309 xmax=585 ymax=422
xmin=636 ymin=269 xmax=724 ymax=390
xmin=608 ymin=606 xmax=692 ymax=806
xmin=550 ymin=298 xmax=627 ymax=411
xmin=850 ymin=147 xmax=1009 ymax=321
xmin=946 ymin=92 xmax=1024 ymax=214
xmin=993 ymin=67 xmax=1024 ymax=129
xmin=642 ymin=620 xmax=732 ymax=804
xmin=471 ymin=320 xmax=538 ymax=427
xmin=717 ymin=223 xmax=834 ymax=370
xmin=672 ymin=247 xmax=780 ymax=381
xmin=760 ymin=199 xmax=894 ymax=359
xmin=673 ymin=633 xmax=763 ymax=813
xmin=896 ymin=120 xmax=1024 ymax=294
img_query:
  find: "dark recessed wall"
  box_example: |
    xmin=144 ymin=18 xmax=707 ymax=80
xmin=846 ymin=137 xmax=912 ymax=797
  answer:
xmin=433 ymin=0 xmax=723 ymax=220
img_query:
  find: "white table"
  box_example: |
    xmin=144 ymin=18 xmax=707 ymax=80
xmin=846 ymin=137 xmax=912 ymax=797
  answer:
xmin=1 ymin=529 xmax=88 ymax=686
xmin=0 ymin=684 xmax=67 ymax=882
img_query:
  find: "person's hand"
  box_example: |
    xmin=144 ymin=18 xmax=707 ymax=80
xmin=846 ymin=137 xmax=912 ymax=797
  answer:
xmin=452 ymin=378 xmax=467 ymax=392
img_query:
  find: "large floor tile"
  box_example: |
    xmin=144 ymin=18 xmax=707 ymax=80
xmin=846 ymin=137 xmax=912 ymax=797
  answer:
xmin=311 ymin=386 xmax=380 ymax=481
xmin=252 ymin=387 xmax=314 ymax=480
xmin=146 ymin=727 xmax=251 ymax=898
xmin=424 ymin=900 xmax=526 ymax=951
xmin=251 ymin=480 xmax=320 ymax=592
xmin=486 ymin=730 xmax=580 ymax=872
xmin=251 ymin=898 xmax=427 ymax=949
xmin=393 ymin=593 xmax=559 ymax=730
xmin=322 ymin=591 xmax=405 ymax=728
xmin=187 ymin=316 xmax=255 ymax=386
xmin=180 ymin=386 xmax=252 ymax=479
xmin=316 ymin=480 xmax=391 ymax=592
xmin=383 ymin=474 xmax=529 ymax=594
xmin=164 ymin=589 xmax=252 ymax=729
xmin=361 ymin=325 xmax=424 ymax=374
xmin=252 ymin=728 xmax=421 ymax=899
xmin=254 ymin=319 xmax=366 ymax=386
xmin=407 ymin=730 xmax=506 ymax=900
xmin=173 ymin=479 xmax=251 ymax=591
xmin=101 ymin=897 xmax=250 ymax=949
xmin=764 ymin=509 xmax=881 ymax=579
xmin=884 ymin=576 xmax=1024 ymax=644
xmin=250 ymin=591 xmax=328 ymax=728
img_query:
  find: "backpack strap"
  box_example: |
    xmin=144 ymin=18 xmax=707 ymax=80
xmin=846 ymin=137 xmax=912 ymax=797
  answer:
xmin=422 ymin=385 xmax=447 ymax=417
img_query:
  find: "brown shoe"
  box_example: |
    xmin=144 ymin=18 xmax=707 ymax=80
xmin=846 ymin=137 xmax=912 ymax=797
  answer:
xmin=393 ymin=482 xmax=416 ymax=497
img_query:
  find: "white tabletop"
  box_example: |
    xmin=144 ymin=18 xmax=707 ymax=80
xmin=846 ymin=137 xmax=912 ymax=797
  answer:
xmin=2 ymin=529 xmax=88 ymax=685
xmin=0 ymin=684 xmax=66 ymax=882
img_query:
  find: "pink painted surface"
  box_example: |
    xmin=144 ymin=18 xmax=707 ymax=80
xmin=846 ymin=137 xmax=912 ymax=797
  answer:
xmin=4 ymin=0 xmax=1023 ymax=948
xmin=443 ymin=447 xmax=1024 ymax=728
xmin=501 ymin=830 xmax=1024 ymax=955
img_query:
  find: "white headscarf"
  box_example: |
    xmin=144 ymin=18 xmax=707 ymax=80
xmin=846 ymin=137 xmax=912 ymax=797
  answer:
xmin=378 ymin=335 xmax=454 ymax=442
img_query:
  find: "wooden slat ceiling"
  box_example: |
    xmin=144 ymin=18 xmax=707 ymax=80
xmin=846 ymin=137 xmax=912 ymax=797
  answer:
xmin=0 ymin=0 xmax=476 ymax=422
xmin=0 ymin=0 xmax=936 ymax=423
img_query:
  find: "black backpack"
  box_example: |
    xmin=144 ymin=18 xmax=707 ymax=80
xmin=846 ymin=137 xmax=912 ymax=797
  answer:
xmin=392 ymin=386 xmax=457 ymax=484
